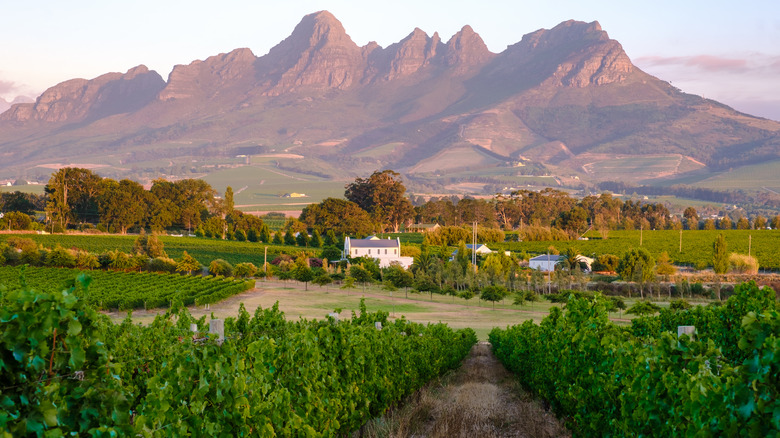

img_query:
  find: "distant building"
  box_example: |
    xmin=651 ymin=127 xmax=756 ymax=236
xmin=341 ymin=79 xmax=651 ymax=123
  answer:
xmin=406 ymin=223 xmax=441 ymax=233
xmin=343 ymin=236 xmax=414 ymax=269
xmin=450 ymin=244 xmax=493 ymax=260
xmin=529 ymin=254 xmax=594 ymax=272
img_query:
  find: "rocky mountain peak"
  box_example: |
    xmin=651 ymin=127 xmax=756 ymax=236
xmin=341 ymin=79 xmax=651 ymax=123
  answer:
xmin=444 ymin=25 xmax=494 ymax=69
xmin=380 ymin=27 xmax=443 ymax=80
xmin=256 ymin=10 xmax=363 ymax=94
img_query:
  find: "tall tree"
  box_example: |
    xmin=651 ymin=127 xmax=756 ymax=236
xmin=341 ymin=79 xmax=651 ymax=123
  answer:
xmin=345 ymin=170 xmax=413 ymax=232
xmin=98 ymin=179 xmax=147 ymax=234
xmin=299 ymin=198 xmax=374 ymax=236
xmin=712 ymin=233 xmax=729 ymax=274
xmin=223 ymin=186 xmax=235 ymax=217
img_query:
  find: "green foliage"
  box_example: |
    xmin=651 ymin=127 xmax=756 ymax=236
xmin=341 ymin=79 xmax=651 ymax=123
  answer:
xmin=617 ymin=247 xmax=655 ymax=283
xmin=713 ymin=233 xmax=729 ymax=274
xmin=625 ymin=300 xmax=662 ymax=315
xmin=233 ymin=262 xmax=257 ymax=278
xmin=490 ymin=284 xmax=780 ymax=436
xmin=208 ymin=259 xmax=233 ymax=277
xmin=1 ymin=273 xmax=476 ymax=435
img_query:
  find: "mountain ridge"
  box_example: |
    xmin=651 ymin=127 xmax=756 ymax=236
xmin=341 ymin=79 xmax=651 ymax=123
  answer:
xmin=1 ymin=11 xmax=779 ymax=193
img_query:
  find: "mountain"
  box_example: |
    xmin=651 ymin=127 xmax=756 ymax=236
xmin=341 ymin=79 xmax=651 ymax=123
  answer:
xmin=1 ymin=11 xmax=779 ymax=197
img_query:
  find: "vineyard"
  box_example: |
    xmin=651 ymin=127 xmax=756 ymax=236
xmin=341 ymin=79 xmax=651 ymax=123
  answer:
xmin=0 ymin=266 xmax=255 ymax=310
xmin=0 ymin=234 xmax=306 ymax=267
xmin=489 ymin=281 xmax=779 ymax=436
xmin=497 ymin=229 xmax=780 ymax=270
xmin=0 ymin=275 xmax=477 ymax=436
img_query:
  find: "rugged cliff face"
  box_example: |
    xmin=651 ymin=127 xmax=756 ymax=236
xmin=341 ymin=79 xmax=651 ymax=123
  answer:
xmin=0 ymin=11 xmax=778 ymax=186
xmin=1 ymin=65 xmax=165 ymax=122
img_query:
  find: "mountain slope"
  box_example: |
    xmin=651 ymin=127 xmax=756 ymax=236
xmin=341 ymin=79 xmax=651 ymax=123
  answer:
xmin=1 ymin=11 xmax=778 ymax=193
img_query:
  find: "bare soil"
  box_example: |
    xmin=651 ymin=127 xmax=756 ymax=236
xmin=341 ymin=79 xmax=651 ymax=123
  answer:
xmin=356 ymin=342 xmax=570 ymax=438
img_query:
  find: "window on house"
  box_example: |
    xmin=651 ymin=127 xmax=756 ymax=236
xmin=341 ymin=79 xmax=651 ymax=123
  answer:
xmin=368 ymin=249 xmax=371 ymax=255
xmin=394 ymin=249 xmax=397 ymax=254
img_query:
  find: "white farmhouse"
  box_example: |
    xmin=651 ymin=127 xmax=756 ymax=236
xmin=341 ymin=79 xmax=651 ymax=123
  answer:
xmin=343 ymin=236 xmax=414 ymax=269
xmin=529 ymin=254 xmax=594 ymax=272
xmin=529 ymin=254 xmax=561 ymax=272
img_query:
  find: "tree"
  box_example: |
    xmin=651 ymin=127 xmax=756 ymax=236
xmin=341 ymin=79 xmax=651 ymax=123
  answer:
xmin=349 ymin=264 xmax=373 ymax=293
xmin=98 ymin=179 xmax=147 ymax=234
xmin=712 ymin=233 xmax=729 ymax=274
xmin=384 ymin=263 xmax=414 ymax=298
xmin=223 ymin=186 xmax=234 ymax=216
xmin=133 ymin=229 xmax=166 ymax=258
xmin=176 ymin=251 xmax=201 ymax=275
xmin=481 ymin=285 xmax=508 ymax=309
xmin=617 ymin=248 xmax=655 ymax=285
xmin=313 ymin=272 xmax=333 ymax=288
xmin=296 ymin=232 xmax=310 ymax=247
xmin=284 ymin=229 xmax=297 ymax=246
xmin=683 ymin=207 xmax=699 ymax=230
xmin=233 ymin=262 xmax=257 ymax=278
xmin=655 ymin=251 xmax=676 ymax=280
xmin=299 ymin=198 xmax=374 ymax=236
xmin=311 ymin=230 xmax=324 ymax=248
xmin=293 ymin=256 xmax=314 ymax=290
xmin=208 ymin=259 xmax=233 ymax=277
xmin=344 ymin=170 xmax=413 ymax=232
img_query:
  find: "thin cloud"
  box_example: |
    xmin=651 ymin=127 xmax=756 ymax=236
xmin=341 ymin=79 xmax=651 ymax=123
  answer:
xmin=0 ymin=79 xmax=19 ymax=95
xmin=636 ymin=55 xmax=749 ymax=73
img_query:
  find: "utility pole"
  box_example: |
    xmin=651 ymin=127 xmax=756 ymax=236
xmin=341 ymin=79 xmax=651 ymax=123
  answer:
xmin=640 ymin=224 xmax=643 ymax=246
xmin=264 ymin=246 xmax=268 ymax=280
xmin=472 ymin=221 xmax=477 ymax=273
xmin=749 ymin=234 xmax=752 ymax=258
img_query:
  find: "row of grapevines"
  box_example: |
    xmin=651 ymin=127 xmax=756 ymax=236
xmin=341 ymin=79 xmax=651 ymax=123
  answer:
xmin=0 ymin=274 xmax=477 ymax=436
xmin=0 ymin=266 xmax=254 ymax=310
xmin=489 ymin=282 xmax=779 ymax=436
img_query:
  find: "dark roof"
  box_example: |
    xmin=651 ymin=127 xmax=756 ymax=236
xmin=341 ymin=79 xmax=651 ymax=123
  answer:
xmin=530 ymin=255 xmax=561 ymax=262
xmin=347 ymin=238 xmax=399 ymax=248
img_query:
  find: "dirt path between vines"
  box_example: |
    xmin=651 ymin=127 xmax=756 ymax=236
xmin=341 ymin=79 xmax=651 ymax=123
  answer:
xmin=358 ymin=342 xmax=570 ymax=438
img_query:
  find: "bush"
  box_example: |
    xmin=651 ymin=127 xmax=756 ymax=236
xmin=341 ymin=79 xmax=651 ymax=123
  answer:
xmin=147 ymin=257 xmax=178 ymax=273
xmin=233 ymin=262 xmax=257 ymax=278
xmin=208 ymin=259 xmax=234 ymax=277
xmin=729 ymin=253 xmax=758 ymax=274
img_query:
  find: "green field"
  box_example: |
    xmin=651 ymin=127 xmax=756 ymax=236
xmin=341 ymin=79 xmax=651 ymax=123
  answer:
xmin=496 ymin=229 xmax=780 ymax=270
xmin=202 ymin=163 xmax=345 ymax=213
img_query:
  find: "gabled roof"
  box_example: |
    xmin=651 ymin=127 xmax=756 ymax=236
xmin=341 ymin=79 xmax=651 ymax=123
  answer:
xmin=346 ymin=237 xmax=399 ymax=248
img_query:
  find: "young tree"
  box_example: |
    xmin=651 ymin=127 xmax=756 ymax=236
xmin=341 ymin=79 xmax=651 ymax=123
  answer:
xmin=712 ymin=233 xmax=729 ymax=274
xmin=655 ymin=251 xmax=676 ymax=280
xmin=176 ymin=251 xmax=201 ymax=275
xmin=349 ymin=264 xmax=373 ymax=293
xmin=284 ymin=229 xmax=297 ymax=246
xmin=481 ymin=285 xmax=508 ymax=309
xmin=293 ymin=256 xmax=314 ymax=290
xmin=311 ymin=229 xmax=324 ymax=248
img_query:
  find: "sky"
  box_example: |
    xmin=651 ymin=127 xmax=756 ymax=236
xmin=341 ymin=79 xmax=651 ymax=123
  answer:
xmin=2 ymin=0 xmax=779 ymax=120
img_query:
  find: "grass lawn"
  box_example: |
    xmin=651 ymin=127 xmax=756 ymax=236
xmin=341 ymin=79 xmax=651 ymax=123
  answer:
xmin=109 ymin=280 xmax=639 ymax=340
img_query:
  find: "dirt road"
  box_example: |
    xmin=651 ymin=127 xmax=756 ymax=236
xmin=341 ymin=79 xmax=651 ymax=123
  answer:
xmin=358 ymin=342 xmax=570 ymax=437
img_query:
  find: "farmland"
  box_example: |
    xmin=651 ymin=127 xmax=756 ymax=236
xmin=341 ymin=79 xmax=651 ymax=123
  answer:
xmin=0 ymin=265 xmax=254 ymax=310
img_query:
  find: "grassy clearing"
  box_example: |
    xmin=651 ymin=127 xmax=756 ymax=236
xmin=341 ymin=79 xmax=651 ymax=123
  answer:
xmin=108 ymin=280 xmax=640 ymax=340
